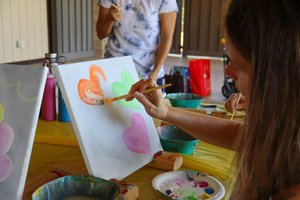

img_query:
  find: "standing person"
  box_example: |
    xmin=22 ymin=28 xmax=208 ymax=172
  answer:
xmin=96 ymin=0 xmax=178 ymax=85
xmin=127 ymin=0 xmax=300 ymax=199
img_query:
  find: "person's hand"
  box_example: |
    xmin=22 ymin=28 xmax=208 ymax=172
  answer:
xmin=225 ymin=93 xmax=247 ymax=113
xmin=108 ymin=4 xmax=122 ymax=22
xmin=126 ymin=78 xmax=169 ymax=120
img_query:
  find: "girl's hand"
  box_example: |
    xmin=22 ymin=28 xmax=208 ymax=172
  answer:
xmin=225 ymin=93 xmax=247 ymax=113
xmin=126 ymin=78 xmax=169 ymax=120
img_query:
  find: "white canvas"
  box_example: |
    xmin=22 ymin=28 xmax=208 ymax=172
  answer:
xmin=54 ymin=56 xmax=162 ymax=180
xmin=0 ymin=64 xmax=48 ymax=200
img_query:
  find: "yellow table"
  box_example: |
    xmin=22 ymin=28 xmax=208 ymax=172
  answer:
xmin=24 ymin=118 xmax=236 ymax=200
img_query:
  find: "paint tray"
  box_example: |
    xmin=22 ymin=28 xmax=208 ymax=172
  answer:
xmin=157 ymin=126 xmax=199 ymax=155
xmin=167 ymin=93 xmax=203 ymax=108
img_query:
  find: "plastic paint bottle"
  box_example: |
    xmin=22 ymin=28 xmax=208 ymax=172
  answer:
xmin=58 ymin=88 xmax=70 ymax=122
xmin=41 ymin=73 xmax=56 ymax=120
xmin=41 ymin=53 xmax=70 ymax=122
xmin=41 ymin=53 xmax=58 ymax=121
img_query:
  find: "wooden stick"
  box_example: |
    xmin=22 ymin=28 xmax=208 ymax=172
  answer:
xmin=230 ymin=93 xmax=242 ymax=120
xmin=50 ymin=164 xmax=88 ymax=176
xmin=100 ymin=83 xmax=171 ymax=105
xmin=147 ymin=151 xmax=183 ymax=171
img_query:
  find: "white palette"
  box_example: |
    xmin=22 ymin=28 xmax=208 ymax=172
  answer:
xmin=153 ymin=170 xmax=225 ymax=200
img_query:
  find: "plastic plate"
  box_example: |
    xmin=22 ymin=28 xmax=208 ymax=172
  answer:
xmin=152 ymin=170 xmax=225 ymax=200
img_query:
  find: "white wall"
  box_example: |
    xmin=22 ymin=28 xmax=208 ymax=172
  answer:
xmin=0 ymin=0 xmax=48 ymax=64
xmin=0 ymin=0 xmax=106 ymax=64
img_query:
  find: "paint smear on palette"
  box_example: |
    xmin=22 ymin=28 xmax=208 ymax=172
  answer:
xmin=78 ymin=65 xmax=107 ymax=105
xmin=0 ymin=121 xmax=14 ymax=182
xmin=112 ymin=71 xmax=140 ymax=110
xmin=159 ymin=178 xmax=199 ymax=199
xmin=123 ymin=113 xmax=151 ymax=154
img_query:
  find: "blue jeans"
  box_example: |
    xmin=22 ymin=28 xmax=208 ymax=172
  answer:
xmin=157 ymin=77 xmax=165 ymax=93
xmin=157 ymin=77 xmax=164 ymax=85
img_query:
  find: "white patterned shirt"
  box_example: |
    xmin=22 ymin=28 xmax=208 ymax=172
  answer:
xmin=98 ymin=0 xmax=178 ymax=79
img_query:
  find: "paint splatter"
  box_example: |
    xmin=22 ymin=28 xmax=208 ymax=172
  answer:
xmin=78 ymin=65 xmax=107 ymax=105
xmin=0 ymin=122 xmax=14 ymax=182
xmin=174 ymin=178 xmax=186 ymax=187
xmin=123 ymin=113 xmax=151 ymax=154
xmin=112 ymin=71 xmax=140 ymax=109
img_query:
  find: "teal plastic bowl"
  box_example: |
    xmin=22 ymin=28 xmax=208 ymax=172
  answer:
xmin=157 ymin=126 xmax=199 ymax=155
xmin=167 ymin=93 xmax=203 ymax=108
xmin=32 ymin=175 xmax=120 ymax=200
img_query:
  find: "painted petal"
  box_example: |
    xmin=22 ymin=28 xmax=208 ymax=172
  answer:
xmin=112 ymin=71 xmax=140 ymax=109
xmin=0 ymin=154 xmax=13 ymax=182
xmin=77 ymin=65 xmax=106 ymax=105
xmin=123 ymin=113 xmax=151 ymax=154
xmin=0 ymin=123 xmax=14 ymax=153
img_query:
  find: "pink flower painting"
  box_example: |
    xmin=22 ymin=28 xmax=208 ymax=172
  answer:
xmin=0 ymin=123 xmax=14 ymax=182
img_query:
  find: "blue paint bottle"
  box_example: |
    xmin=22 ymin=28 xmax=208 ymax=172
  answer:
xmin=58 ymin=88 xmax=70 ymax=122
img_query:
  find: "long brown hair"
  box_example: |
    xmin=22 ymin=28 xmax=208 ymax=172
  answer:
xmin=225 ymin=0 xmax=300 ymax=199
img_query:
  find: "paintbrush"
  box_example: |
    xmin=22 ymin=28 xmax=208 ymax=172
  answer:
xmin=230 ymin=93 xmax=242 ymax=120
xmin=97 ymin=83 xmax=171 ymax=105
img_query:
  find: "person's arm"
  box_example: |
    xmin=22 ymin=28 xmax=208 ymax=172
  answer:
xmin=127 ymin=78 xmax=244 ymax=150
xmin=163 ymin=107 xmax=244 ymax=150
xmin=96 ymin=4 xmax=122 ymax=40
xmin=149 ymin=12 xmax=177 ymax=80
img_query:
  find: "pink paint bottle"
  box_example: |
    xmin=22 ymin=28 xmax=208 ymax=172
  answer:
xmin=41 ymin=73 xmax=56 ymax=120
xmin=41 ymin=53 xmax=58 ymax=121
